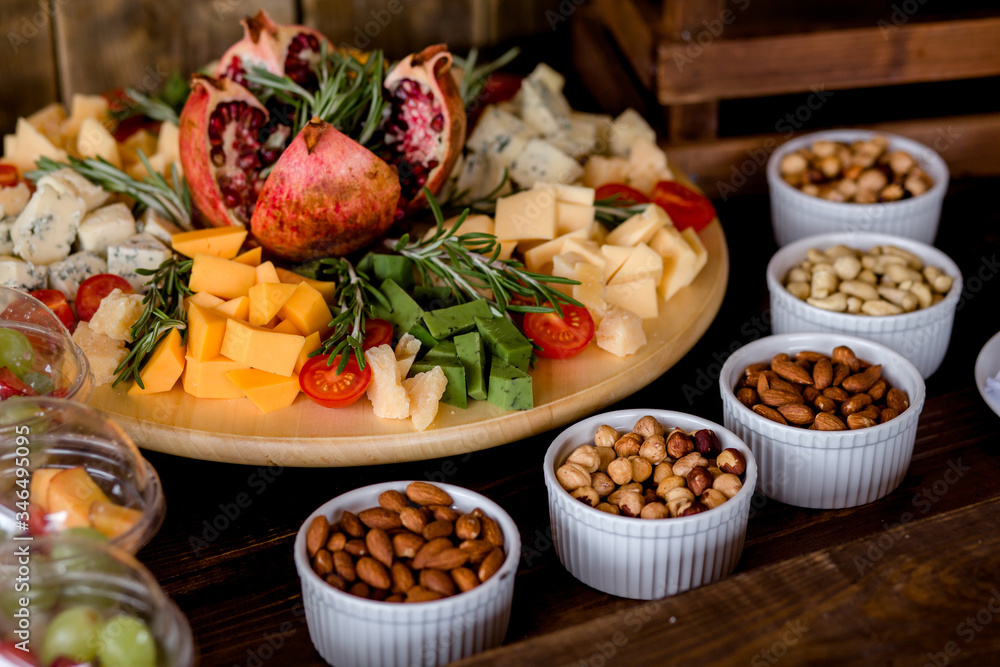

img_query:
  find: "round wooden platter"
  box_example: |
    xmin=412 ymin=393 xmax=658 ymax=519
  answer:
xmin=89 ymin=220 xmax=729 ymax=467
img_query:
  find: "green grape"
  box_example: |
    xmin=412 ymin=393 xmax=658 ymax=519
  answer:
xmin=0 ymin=328 xmax=33 ymax=376
xmin=40 ymin=605 xmax=103 ymax=664
xmin=96 ymin=614 xmax=157 ymax=667
xmin=20 ymin=371 xmax=55 ymax=395
xmin=60 ymin=527 xmax=110 ymax=543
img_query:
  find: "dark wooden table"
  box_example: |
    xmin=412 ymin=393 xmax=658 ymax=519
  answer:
xmin=136 ymin=177 xmax=1000 ymax=666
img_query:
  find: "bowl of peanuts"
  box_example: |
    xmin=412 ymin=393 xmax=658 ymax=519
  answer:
xmin=544 ymin=409 xmax=757 ymax=600
xmin=294 ymin=481 xmax=519 ymax=667
xmin=766 ymin=231 xmax=961 ymax=378
xmin=719 ymin=333 xmax=925 ymax=509
xmin=766 ymin=130 xmax=948 ymax=245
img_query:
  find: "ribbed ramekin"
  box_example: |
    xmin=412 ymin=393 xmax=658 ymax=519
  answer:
xmin=543 ymin=409 xmax=757 ymax=600
xmin=719 ymin=333 xmax=925 ymax=509
xmin=767 ymin=130 xmax=949 ymax=246
xmin=767 ymin=231 xmax=961 ymax=378
xmin=294 ymin=481 xmax=519 ymax=667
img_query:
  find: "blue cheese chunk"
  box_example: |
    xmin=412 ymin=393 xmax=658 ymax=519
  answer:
xmin=136 ymin=209 xmax=183 ymax=245
xmin=0 ymin=255 xmax=48 ymax=291
xmin=106 ymin=233 xmax=172 ymax=292
xmin=548 ymin=117 xmax=600 ymax=159
xmin=609 ymin=109 xmax=657 ymax=158
xmin=12 ymin=185 xmax=84 ymax=265
xmin=0 ymin=218 xmax=14 ymax=255
xmin=467 ymin=106 xmax=534 ymax=167
xmin=48 ymin=251 xmax=107 ymax=300
xmin=518 ymin=79 xmax=571 ymax=137
xmin=35 ymin=167 xmax=110 ymax=212
xmin=453 ymin=152 xmax=513 ymax=204
xmin=0 ymin=182 xmax=31 ymax=219
xmin=77 ymin=203 xmax=137 ymax=256
xmin=510 ymin=139 xmax=584 ymax=188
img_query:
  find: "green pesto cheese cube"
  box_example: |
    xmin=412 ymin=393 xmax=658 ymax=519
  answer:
xmin=454 ymin=331 xmax=487 ymax=401
xmin=410 ymin=360 xmax=467 ymax=409
xmin=378 ymin=278 xmax=424 ymax=337
xmin=487 ymin=357 xmax=532 ymax=411
xmin=408 ymin=323 xmax=439 ymax=351
xmin=413 ymin=285 xmax=456 ymax=309
xmin=422 ymin=341 xmax=457 ymax=362
xmin=422 ymin=299 xmax=494 ymax=339
xmin=475 ymin=315 xmax=532 ymax=372
xmin=372 ymin=254 xmax=416 ymax=290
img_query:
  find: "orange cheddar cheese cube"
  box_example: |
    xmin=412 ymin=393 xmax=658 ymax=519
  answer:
xmin=294 ymin=331 xmax=322 ymax=374
xmin=249 ymin=282 xmax=296 ymax=326
xmin=187 ymin=302 xmax=231 ymax=362
xmin=185 ymin=291 xmax=224 ymax=310
xmin=47 ymin=467 xmax=110 ymax=529
xmin=182 ymin=354 xmax=247 ymax=399
xmin=189 ymin=253 xmax=257 ymax=300
xmin=255 ymin=261 xmax=281 ymax=284
xmin=275 ymin=267 xmax=338 ymax=303
xmin=220 ymin=318 xmax=305 ymax=377
xmin=171 ymin=227 xmax=247 ymax=259
xmin=272 ymin=319 xmax=300 ymax=335
xmin=30 ymin=468 xmax=62 ymax=511
xmin=225 ymin=369 xmax=301 ymax=413
xmin=277 ymin=282 xmax=333 ymax=337
xmin=214 ymin=296 xmax=250 ymax=320
xmin=128 ymin=327 xmax=185 ymax=395
xmin=232 ymin=246 xmax=262 ymax=266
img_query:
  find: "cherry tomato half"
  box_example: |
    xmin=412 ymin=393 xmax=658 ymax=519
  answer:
xmin=299 ymin=353 xmax=372 ymax=409
xmin=30 ymin=289 xmax=76 ymax=332
xmin=522 ymin=303 xmax=595 ymax=360
xmin=595 ymin=183 xmax=650 ymax=206
xmin=362 ymin=318 xmax=394 ymax=350
xmin=75 ymin=274 xmax=134 ymax=322
xmin=651 ymin=181 xmax=717 ymax=233
xmin=0 ymin=368 xmax=37 ymax=400
xmin=0 ymin=164 xmax=19 ymax=188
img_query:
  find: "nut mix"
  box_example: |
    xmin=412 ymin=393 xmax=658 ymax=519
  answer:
xmin=734 ymin=346 xmax=911 ymax=430
xmin=556 ymin=416 xmax=747 ymax=518
xmin=306 ymin=482 xmax=506 ymax=602
xmin=783 ymin=244 xmax=953 ymax=315
xmin=779 ymin=135 xmax=934 ymax=203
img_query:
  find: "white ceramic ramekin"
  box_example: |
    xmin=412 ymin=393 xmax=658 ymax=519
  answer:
xmin=767 ymin=232 xmax=962 ymax=378
xmin=543 ymin=409 xmax=757 ymax=600
xmin=294 ymin=481 xmax=520 ymax=667
xmin=767 ymin=129 xmax=949 ymax=245
xmin=719 ymin=333 xmax=925 ymax=509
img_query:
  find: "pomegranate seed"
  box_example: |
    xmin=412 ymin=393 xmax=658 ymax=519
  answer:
xmin=221 ymin=188 xmax=241 ymax=208
xmin=430 ymin=114 xmax=444 ymax=133
xmin=210 ymin=147 xmax=226 ymax=167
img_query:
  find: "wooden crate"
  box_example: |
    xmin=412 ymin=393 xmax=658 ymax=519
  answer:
xmin=577 ymin=0 xmax=1000 ymax=196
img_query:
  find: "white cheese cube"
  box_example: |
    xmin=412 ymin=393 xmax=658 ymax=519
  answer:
xmin=365 ymin=344 xmax=410 ymax=420
xmin=466 ymin=106 xmax=534 ymax=168
xmin=156 ymin=121 xmax=181 ymax=166
xmin=27 ymin=103 xmax=67 ymax=145
xmin=652 ymin=226 xmax=700 ymax=300
xmin=0 ymin=219 xmax=14 ymax=255
xmin=47 ymin=251 xmax=107 ymax=300
xmin=494 ymin=188 xmax=557 ymax=241
xmin=609 ymin=243 xmax=664 ymax=287
xmin=592 ymin=223 xmax=609 ymax=245
xmin=78 ymin=203 xmax=138 ymax=256
xmin=510 ymin=139 xmax=583 ymax=189
xmin=604 ymin=277 xmax=659 ymax=319
xmin=106 ymin=233 xmax=172 ymax=293
xmin=560 ymin=238 xmax=606 ymax=268
xmin=526 ymin=63 xmax=567 ymax=95
xmin=522 ymin=229 xmax=590 ymax=274
xmin=36 ymin=168 xmax=110 ymax=212
xmin=609 ymin=109 xmax=657 ymax=158
xmin=77 ymin=117 xmax=121 ymax=168
xmin=555 ymin=202 xmax=596 ymax=235
xmin=0 ymin=182 xmax=31 ymax=219
xmin=533 ymin=182 xmax=596 ymax=206
xmin=0 ymin=256 xmax=48 ymax=291
xmin=682 ymin=227 xmax=709 ymax=276
xmin=595 ymin=305 xmax=647 ymax=357
xmin=137 ymin=209 xmax=183 ymax=245
xmin=600 ymin=245 xmax=632 ymax=282
xmin=627 ymin=139 xmax=674 ymax=195
xmin=89 ymin=287 xmax=145 ymax=342
xmin=4 ymin=118 xmax=68 ymax=174
xmin=71 ymin=321 xmax=127 ymax=386
xmin=12 ymin=185 xmax=84 ymax=265
xmin=605 ymin=205 xmax=671 ymax=247
xmin=573 ymin=261 xmax=608 ymax=325
xmin=582 ymin=156 xmax=630 ymax=189
xmin=61 ymin=94 xmax=110 ymax=142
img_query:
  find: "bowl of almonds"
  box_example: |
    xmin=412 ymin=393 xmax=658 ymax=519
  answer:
xmin=766 ymin=130 xmax=948 ymax=245
xmin=719 ymin=333 xmax=925 ymax=509
xmin=766 ymin=232 xmax=961 ymax=378
xmin=294 ymin=481 xmax=519 ymax=667
xmin=544 ymin=409 xmax=757 ymax=600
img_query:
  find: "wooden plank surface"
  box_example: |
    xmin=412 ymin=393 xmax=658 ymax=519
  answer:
xmin=594 ymin=0 xmax=656 ymax=90
xmin=0 ymin=0 xmax=60 ymax=136
xmin=656 ymin=17 xmax=1000 ymax=104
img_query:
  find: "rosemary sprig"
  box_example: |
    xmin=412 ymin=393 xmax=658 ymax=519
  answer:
xmin=27 ymin=153 xmax=193 ymax=230
xmin=313 ymin=258 xmax=391 ymax=372
xmin=454 ymin=46 xmax=521 ymax=108
xmin=112 ymin=257 xmax=193 ymax=388
xmin=111 ymin=86 xmax=181 ymax=126
xmin=593 ymin=195 xmax=650 ymax=228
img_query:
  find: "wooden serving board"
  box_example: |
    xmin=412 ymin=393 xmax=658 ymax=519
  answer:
xmin=89 ymin=221 xmax=729 ymax=467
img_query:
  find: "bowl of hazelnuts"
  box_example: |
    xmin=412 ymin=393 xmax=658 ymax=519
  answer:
xmin=544 ymin=409 xmax=757 ymax=600
xmin=766 ymin=129 xmax=949 ymax=246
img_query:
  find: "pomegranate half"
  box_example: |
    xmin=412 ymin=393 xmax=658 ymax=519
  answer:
xmin=215 ymin=9 xmax=330 ymax=89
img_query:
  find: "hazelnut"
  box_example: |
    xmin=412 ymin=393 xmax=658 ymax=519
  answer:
xmin=665 ymin=429 xmax=694 ymax=458
xmin=632 ymin=415 xmax=665 ymax=439
xmin=596 ymin=446 xmax=616 ymax=472
xmin=716 ymin=449 xmax=747 ymax=476
xmin=679 ymin=502 xmax=708 ymax=517
xmin=706 ymin=466 xmax=724 ymax=480
xmin=596 ymin=502 xmax=620 ymax=515
xmin=700 ymin=488 xmax=728 ymax=509
xmin=665 ymin=487 xmax=696 ymax=517
xmin=618 ymin=490 xmax=645 ymax=517
xmin=652 ymin=461 xmax=674 ymax=484
xmin=655 ymin=475 xmax=687 ymax=500
xmin=556 ymin=462 xmax=592 ymax=491
xmin=608 ymin=483 xmax=642 ymax=506
xmin=713 ymin=473 xmax=743 ymax=499
xmin=628 ymin=455 xmax=653 ymax=483
xmin=566 ymin=445 xmax=601 ymax=473
xmin=638 ymin=435 xmax=668 ymax=464
xmin=672 ymin=452 xmax=709 ymax=478
xmin=594 ymin=424 xmax=620 ymax=448
xmin=614 ymin=433 xmax=642 ymax=458
xmin=692 ymin=429 xmax=721 ymax=457
xmin=640 ymin=502 xmax=670 ymax=520
xmin=607 ymin=457 xmax=633 ymax=486
xmin=686 ymin=467 xmax=713 ymax=496
xmin=571 ymin=486 xmax=600 ymax=507
xmin=643 ymin=487 xmax=658 ymax=505
xmin=590 ymin=472 xmax=615 ymax=497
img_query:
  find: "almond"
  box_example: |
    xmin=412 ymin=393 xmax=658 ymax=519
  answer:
xmin=358 ymin=507 xmax=401 ymax=530
xmin=769 ymin=376 xmax=803 ymax=396
xmin=344 ymin=539 xmax=367 ymax=557
xmin=365 ymin=528 xmax=394 ymax=568
xmin=832 ymin=362 xmax=851 ymax=387
xmin=420 ymin=568 xmax=457 ymax=597
xmin=391 ymin=562 xmax=415 ymax=594
xmin=451 ymin=567 xmax=480 ymax=593
xmin=868 ymin=379 xmax=888 ymax=401
xmin=481 ymin=515 xmax=505 ymax=548
xmin=813 ymin=395 xmax=837 ymax=413
xmin=326 ymin=532 xmax=346 ymax=552
xmin=378 ymin=490 xmax=410 ymax=513
xmin=795 ymin=350 xmax=830 ymax=363
xmin=348 ymin=582 xmax=370 ymax=599
xmin=430 ymin=505 xmax=461 ymax=522
xmin=339 ymin=510 xmax=365 ymax=538
xmin=822 ymin=386 xmax=850 ymax=402
xmin=812 ymin=358 xmax=833 ymax=389
xmin=399 ymin=506 xmax=428 ymax=534
xmin=842 ymin=365 xmax=881 ymax=393
xmin=412 ymin=537 xmax=452 ymax=569
xmin=772 ymin=358 xmax=814 ymax=385
xmin=385 ymin=594 xmax=405 ymax=603
xmin=814 ymin=412 xmax=847 ymax=431
xmin=422 ymin=519 xmax=454 ymax=541
xmin=306 ymin=516 xmax=330 ymax=557
xmin=772 ymin=353 xmax=790 ymax=365
xmin=752 ymin=404 xmax=787 ymax=424
xmin=856 ymin=404 xmax=881 ymax=421
xmin=392 ymin=531 xmax=425 ymax=559
xmin=803 ymin=386 xmax=820 ymax=403
xmin=778 ymin=403 xmax=815 ymax=425
xmin=736 ymin=387 xmax=758 ymax=408
xmin=423 ymin=547 xmax=469 ymax=570
xmin=840 ymin=393 xmax=872 ymax=417
xmin=760 ymin=389 xmax=804 ymax=407
xmin=333 ymin=550 xmax=356 ymax=582
xmin=745 ymin=362 xmax=770 ymax=377
xmin=405 ymin=586 xmax=443 ymax=602
xmin=478 ymin=547 xmax=505 ymax=582
xmin=459 ymin=539 xmax=494 ymax=564
xmin=406 ymin=481 xmax=453 ymax=507
xmin=313 ymin=549 xmax=334 ymax=576
xmin=887 ymin=388 xmax=910 ymax=413
xmin=832 ymin=345 xmax=860 ymax=372
xmin=455 ymin=514 xmax=481 ymax=541
xmin=846 ymin=414 xmax=876 ymax=429
xmin=756 ymin=372 xmax=770 ymax=394
xmin=324 ymin=573 xmax=347 ymax=591
xmin=356 ymin=556 xmax=391 ymax=590
xmin=879 ymin=407 xmax=898 ymax=423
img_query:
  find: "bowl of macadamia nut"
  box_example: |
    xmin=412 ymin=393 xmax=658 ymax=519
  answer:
xmin=544 ymin=409 xmax=757 ymax=600
xmin=766 ymin=231 xmax=961 ymax=378
xmin=766 ymin=130 xmax=948 ymax=245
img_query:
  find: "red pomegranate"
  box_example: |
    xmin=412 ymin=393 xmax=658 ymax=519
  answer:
xmin=215 ymin=9 xmax=330 ymax=89
xmin=250 ymin=118 xmax=401 ymax=262
xmin=381 ymin=44 xmax=466 ymax=215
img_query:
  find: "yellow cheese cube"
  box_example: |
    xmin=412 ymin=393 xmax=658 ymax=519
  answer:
xmin=600 ymin=245 xmax=632 ymax=282
xmin=182 ymin=355 xmax=247 ymax=399
xmin=522 ymin=229 xmax=590 ymax=274
xmin=572 ymin=262 xmax=608 ymax=324
xmin=225 ymin=369 xmax=300 ymax=413
xmin=220 ymin=319 xmax=305 ymax=377
xmin=582 ymin=155 xmax=629 ymax=189
xmin=232 ymin=246 xmax=262 ymax=266
xmin=275 ymin=267 xmax=338 ymax=303
xmin=651 ymin=225 xmax=699 ymax=300
xmin=255 ymin=261 xmax=281 ymax=284
xmin=494 ymin=188 xmax=557 ymax=241
xmin=555 ymin=202 xmax=596 ymax=236
xmin=272 ymin=319 xmax=300 ymax=335
xmin=249 ymin=282 xmax=297 ymax=326
xmin=592 ymin=223 xmax=609 ymax=245
xmin=682 ymin=228 xmax=709 ymax=275
xmin=277 ymin=283 xmax=333 ymax=337
xmin=294 ymin=332 xmax=322 ymax=374
xmin=187 ymin=302 xmax=231 ymax=362
xmin=609 ymin=243 xmax=664 ymax=286
xmin=171 ymin=227 xmax=247 ymax=259
xmin=533 ymin=182 xmax=596 ymax=206
xmin=605 ymin=205 xmax=671 ymax=247
xmin=128 ymin=328 xmax=185 ymax=395
xmin=560 ymin=238 xmax=607 ymax=269
xmin=189 ymin=253 xmax=257 ymax=300
xmin=185 ymin=292 xmax=224 ymax=310
xmin=77 ymin=118 xmax=121 ymax=168
xmin=604 ymin=277 xmax=659 ymax=319
xmin=214 ymin=296 xmax=250 ymax=321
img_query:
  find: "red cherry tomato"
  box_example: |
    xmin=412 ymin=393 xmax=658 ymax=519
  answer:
xmin=0 ymin=368 xmax=37 ymax=400
xmin=29 ymin=289 xmax=76 ymax=332
xmin=299 ymin=354 xmax=372 ymax=409
xmin=595 ymin=183 xmax=650 ymax=206
xmin=479 ymin=73 xmax=522 ymax=106
xmin=75 ymin=274 xmax=134 ymax=322
xmin=362 ymin=318 xmax=394 ymax=350
xmin=651 ymin=181 xmax=717 ymax=232
xmin=0 ymin=641 xmax=40 ymax=666
xmin=522 ymin=303 xmax=595 ymax=360
xmin=0 ymin=164 xmax=19 ymax=188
